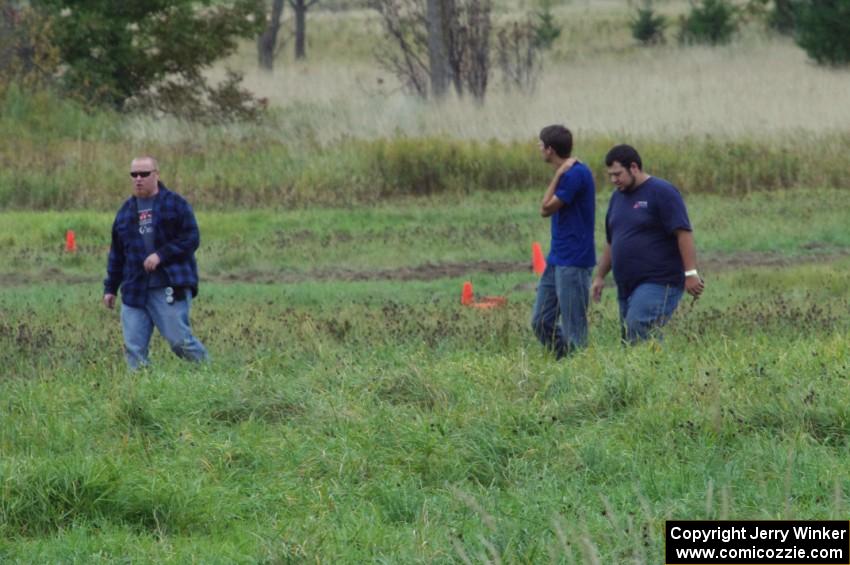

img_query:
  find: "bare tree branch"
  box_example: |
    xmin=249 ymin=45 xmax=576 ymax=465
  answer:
xmin=496 ymin=20 xmax=540 ymax=94
xmin=372 ymin=0 xmax=491 ymax=100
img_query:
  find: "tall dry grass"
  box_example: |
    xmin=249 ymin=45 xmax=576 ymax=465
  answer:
xmin=187 ymin=4 xmax=850 ymax=144
xmin=5 ymin=1 xmax=850 ymax=209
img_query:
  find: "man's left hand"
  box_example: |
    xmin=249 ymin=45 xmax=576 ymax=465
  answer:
xmin=685 ymin=275 xmax=704 ymax=298
xmin=143 ymin=253 xmax=161 ymax=272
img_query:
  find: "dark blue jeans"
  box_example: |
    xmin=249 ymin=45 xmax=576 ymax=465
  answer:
xmin=617 ymin=283 xmax=683 ymax=344
xmin=531 ymin=264 xmax=592 ymax=359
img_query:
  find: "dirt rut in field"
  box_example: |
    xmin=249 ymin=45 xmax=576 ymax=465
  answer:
xmin=1 ymin=249 xmax=846 ymax=286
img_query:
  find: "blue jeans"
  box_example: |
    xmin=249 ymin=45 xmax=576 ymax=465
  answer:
xmin=617 ymin=283 xmax=683 ymax=344
xmin=531 ymin=264 xmax=592 ymax=359
xmin=121 ymin=287 xmax=209 ymax=370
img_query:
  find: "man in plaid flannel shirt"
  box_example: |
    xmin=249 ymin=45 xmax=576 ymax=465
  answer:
xmin=103 ymin=156 xmax=208 ymax=369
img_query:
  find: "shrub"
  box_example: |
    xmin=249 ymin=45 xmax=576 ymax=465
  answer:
xmin=631 ymin=4 xmax=667 ymax=45
xmin=360 ymin=137 xmax=540 ymax=198
xmin=532 ymin=0 xmax=560 ymax=50
xmin=795 ymin=0 xmax=850 ymax=66
xmin=743 ymin=0 xmax=798 ymax=34
xmin=678 ymin=0 xmax=737 ymax=45
xmin=126 ymin=70 xmax=267 ymax=124
xmin=30 ymin=0 xmax=266 ymax=120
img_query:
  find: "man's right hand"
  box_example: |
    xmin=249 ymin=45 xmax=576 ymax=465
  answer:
xmin=103 ymin=293 xmax=116 ymax=309
xmin=557 ymin=157 xmax=578 ymax=177
xmin=591 ymin=277 xmax=605 ymax=303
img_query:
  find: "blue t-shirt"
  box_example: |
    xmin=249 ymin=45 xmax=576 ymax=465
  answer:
xmin=548 ymin=162 xmax=596 ymax=267
xmin=604 ymin=176 xmax=691 ymax=299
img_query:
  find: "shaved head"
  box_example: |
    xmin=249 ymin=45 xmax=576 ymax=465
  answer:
xmin=131 ymin=156 xmax=159 ymax=171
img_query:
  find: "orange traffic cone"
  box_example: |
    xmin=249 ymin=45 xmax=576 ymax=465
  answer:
xmin=531 ymin=242 xmax=546 ymax=276
xmin=65 ymin=230 xmax=77 ymax=253
xmin=461 ymin=281 xmax=474 ymax=306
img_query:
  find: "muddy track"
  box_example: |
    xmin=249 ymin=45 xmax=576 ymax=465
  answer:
xmin=216 ymin=260 xmax=526 ymax=283
xmin=1 ymin=250 xmax=847 ymax=287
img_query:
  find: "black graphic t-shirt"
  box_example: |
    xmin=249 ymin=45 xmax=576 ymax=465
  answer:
xmin=137 ymin=197 xmax=168 ymax=288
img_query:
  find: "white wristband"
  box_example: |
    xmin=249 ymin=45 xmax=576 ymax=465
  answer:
xmin=684 ymin=269 xmax=699 ymax=278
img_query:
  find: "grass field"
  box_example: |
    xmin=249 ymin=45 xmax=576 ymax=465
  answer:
xmin=3 ymin=0 xmax=850 ymax=561
xmin=1 ymin=188 xmax=850 ymax=281
xmin=2 ymin=189 xmax=850 ymax=562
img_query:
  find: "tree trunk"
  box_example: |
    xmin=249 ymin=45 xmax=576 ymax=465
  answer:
xmin=466 ymin=0 xmax=491 ymax=102
xmin=295 ymin=2 xmax=306 ymax=59
xmin=426 ymin=0 xmax=450 ymax=98
xmin=257 ymin=0 xmax=285 ymax=70
xmin=772 ymin=0 xmax=796 ymax=34
xmin=0 ymin=10 xmax=12 ymax=74
xmin=290 ymin=0 xmax=316 ymax=60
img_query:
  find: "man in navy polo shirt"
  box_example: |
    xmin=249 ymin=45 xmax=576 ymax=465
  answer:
xmin=531 ymin=125 xmax=596 ymax=359
xmin=103 ymin=156 xmax=209 ymax=369
xmin=591 ymin=144 xmax=704 ymax=343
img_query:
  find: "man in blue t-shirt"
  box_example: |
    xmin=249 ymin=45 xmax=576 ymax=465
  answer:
xmin=591 ymin=144 xmax=705 ymax=343
xmin=531 ymin=125 xmax=596 ymax=359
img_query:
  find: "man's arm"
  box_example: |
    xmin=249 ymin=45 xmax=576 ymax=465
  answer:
xmin=104 ymin=217 xmax=124 ymax=308
xmin=591 ymin=242 xmax=612 ymax=302
xmin=540 ymin=158 xmax=578 ymax=217
xmin=540 ymin=174 xmax=564 ymax=217
xmin=675 ymin=229 xmax=704 ymax=298
xmin=155 ymin=199 xmax=200 ymax=265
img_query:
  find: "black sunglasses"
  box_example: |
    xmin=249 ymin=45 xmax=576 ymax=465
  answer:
xmin=129 ymin=171 xmax=154 ymax=178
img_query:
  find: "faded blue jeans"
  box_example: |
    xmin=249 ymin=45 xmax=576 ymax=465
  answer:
xmin=617 ymin=283 xmax=683 ymax=344
xmin=121 ymin=287 xmax=209 ymax=370
xmin=531 ymin=264 xmax=592 ymax=359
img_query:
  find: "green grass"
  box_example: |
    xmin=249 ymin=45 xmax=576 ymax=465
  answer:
xmin=1 ymin=188 xmax=848 ymax=285
xmin=2 ymin=191 xmax=850 ymax=562
xmin=1 ymin=263 xmax=849 ymax=562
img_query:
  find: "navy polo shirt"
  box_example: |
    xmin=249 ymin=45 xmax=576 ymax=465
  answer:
xmin=604 ymin=176 xmax=691 ymax=299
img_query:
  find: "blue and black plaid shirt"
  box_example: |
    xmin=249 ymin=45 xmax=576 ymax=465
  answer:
xmin=104 ymin=184 xmax=201 ymax=308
